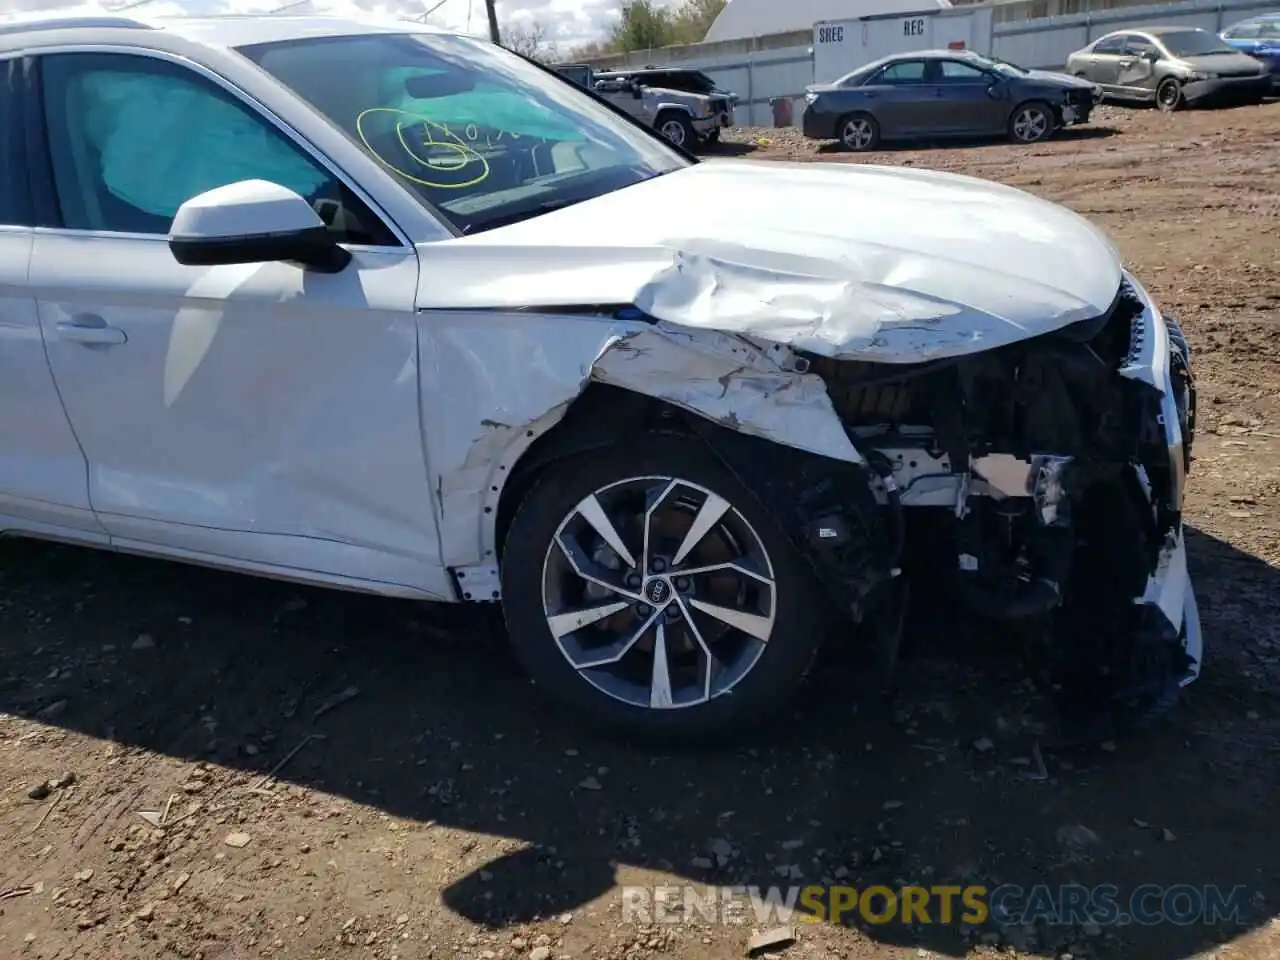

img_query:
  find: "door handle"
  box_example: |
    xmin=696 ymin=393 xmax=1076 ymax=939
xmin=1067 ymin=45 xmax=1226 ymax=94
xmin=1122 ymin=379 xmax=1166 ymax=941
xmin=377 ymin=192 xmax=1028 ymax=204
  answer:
xmin=56 ymin=315 xmax=127 ymax=346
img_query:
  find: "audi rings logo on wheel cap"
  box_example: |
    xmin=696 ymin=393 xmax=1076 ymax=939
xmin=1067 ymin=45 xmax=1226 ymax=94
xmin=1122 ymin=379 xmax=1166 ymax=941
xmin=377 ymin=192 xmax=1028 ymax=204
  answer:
xmin=645 ymin=579 xmax=671 ymax=605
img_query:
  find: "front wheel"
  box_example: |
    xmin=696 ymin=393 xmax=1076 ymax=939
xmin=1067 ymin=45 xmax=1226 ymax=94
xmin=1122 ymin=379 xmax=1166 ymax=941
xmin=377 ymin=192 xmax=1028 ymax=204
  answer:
xmin=1008 ymin=101 xmax=1054 ymax=143
xmin=837 ymin=112 xmax=880 ymax=151
xmin=655 ymin=111 xmax=696 ymax=149
xmin=1156 ymin=78 xmax=1183 ymax=112
xmin=500 ymin=435 xmax=826 ymax=744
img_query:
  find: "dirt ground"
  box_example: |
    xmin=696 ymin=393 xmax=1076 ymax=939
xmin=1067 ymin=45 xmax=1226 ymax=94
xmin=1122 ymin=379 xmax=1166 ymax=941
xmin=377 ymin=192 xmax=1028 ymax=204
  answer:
xmin=3 ymin=102 xmax=1280 ymax=960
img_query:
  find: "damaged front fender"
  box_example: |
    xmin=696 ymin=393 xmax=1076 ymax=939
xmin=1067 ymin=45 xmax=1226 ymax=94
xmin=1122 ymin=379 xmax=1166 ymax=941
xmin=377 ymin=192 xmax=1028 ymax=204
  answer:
xmin=416 ymin=310 xmax=861 ymax=575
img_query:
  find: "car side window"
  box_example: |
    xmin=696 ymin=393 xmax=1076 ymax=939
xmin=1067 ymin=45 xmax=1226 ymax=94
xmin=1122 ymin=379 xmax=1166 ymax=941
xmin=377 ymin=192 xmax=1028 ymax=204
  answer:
xmin=0 ymin=58 xmax=30 ymax=227
xmin=937 ymin=60 xmax=990 ymax=82
xmin=1125 ymin=37 xmax=1158 ymax=57
xmin=38 ymin=52 xmax=398 ymax=244
xmin=1093 ymin=35 xmax=1126 ymax=54
xmin=876 ymin=61 xmax=928 ymax=84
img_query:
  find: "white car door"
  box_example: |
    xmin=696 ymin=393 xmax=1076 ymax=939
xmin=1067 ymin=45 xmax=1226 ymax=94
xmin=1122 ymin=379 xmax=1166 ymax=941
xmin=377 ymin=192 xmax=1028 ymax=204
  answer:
xmin=0 ymin=56 xmax=103 ymax=541
xmin=27 ymin=49 xmax=449 ymax=598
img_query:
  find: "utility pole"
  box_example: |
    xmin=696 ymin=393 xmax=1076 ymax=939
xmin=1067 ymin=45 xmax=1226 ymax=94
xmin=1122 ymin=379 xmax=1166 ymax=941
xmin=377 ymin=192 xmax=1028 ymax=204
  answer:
xmin=484 ymin=0 xmax=500 ymax=45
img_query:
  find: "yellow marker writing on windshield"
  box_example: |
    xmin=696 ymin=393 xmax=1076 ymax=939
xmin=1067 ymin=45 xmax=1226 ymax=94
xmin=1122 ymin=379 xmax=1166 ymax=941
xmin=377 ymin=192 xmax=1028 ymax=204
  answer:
xmin=356 ymin=107 xmax=490 ymax=189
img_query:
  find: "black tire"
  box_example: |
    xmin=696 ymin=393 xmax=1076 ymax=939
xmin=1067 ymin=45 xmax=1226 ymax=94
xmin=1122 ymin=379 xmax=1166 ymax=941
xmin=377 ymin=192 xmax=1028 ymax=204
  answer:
xmin=1156 ymin=77 xmax=1183 ymax=112
xmin=655 ymin=110 xmax=696 ymax=149
xmin=1008 ymin=100 xmax=1054 ymax=144
xmin=704 ymin=128 xmax=721 ymax=144
xmin=836 ymin=112 xmax=880 ymax=151
xmin=500 ymin=434 xmax=826 ymax=745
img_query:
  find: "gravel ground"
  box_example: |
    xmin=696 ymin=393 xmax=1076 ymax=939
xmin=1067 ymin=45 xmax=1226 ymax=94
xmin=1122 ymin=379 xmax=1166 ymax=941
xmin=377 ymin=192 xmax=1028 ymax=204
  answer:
xmin=2 ymin=102 xmax=1280 ymax=960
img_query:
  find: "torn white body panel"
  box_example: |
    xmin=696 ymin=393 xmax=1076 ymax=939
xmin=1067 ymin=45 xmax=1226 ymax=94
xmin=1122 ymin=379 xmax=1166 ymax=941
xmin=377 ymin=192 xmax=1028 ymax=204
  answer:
xmin=415 ymin=312 xmax=862 ymax=569
xmin=416 ymin=161 xmax=1124 ymax=363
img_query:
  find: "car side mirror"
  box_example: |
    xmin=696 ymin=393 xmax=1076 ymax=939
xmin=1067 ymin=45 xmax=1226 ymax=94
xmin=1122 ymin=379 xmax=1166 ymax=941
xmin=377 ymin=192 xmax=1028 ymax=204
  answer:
xmin=1143 ymin=49 xmax=1161 ymax=62
xmin=168 ymin=179 xmax=351 ymax=274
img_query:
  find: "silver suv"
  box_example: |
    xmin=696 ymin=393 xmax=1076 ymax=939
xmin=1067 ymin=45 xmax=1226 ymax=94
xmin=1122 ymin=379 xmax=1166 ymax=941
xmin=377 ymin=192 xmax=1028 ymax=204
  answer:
xmin=593 ymin=68 xmax=736 ymax=149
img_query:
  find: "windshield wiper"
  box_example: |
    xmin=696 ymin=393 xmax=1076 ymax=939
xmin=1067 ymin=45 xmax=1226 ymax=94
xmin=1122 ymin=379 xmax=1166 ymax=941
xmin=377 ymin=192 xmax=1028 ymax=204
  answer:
xmin=458 ymin=168 xmax=676 ymax=235
xmin=460 ymin=196 xmax=588 ymax=235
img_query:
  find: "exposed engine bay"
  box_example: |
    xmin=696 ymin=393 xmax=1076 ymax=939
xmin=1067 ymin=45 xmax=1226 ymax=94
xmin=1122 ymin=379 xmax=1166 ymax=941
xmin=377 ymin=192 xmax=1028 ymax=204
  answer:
xmin=692 ymin=276 xmax=1199 ymax=737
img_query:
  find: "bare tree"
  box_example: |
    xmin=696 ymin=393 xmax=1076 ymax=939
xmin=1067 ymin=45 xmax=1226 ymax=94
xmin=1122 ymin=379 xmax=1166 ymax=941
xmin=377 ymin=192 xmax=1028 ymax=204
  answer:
xmin=501 ymin=22 xmax=553 ymax=62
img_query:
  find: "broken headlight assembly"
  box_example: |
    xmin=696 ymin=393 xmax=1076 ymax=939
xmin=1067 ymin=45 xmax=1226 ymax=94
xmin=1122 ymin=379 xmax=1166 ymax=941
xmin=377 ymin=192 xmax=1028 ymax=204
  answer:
xmin=790 ymin=271 xmax=1199 ymax=732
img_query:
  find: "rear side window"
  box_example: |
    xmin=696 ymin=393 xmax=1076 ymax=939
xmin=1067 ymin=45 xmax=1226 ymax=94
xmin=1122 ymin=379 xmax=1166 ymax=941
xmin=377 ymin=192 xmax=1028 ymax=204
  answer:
xmin=0 ymin=58 xmax=31 ymax=227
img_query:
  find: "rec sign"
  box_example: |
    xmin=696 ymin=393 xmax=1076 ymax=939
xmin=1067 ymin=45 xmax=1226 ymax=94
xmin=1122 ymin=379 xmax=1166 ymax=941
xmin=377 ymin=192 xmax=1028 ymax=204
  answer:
xmin=902 ymin=17 xmax=927 ymax=35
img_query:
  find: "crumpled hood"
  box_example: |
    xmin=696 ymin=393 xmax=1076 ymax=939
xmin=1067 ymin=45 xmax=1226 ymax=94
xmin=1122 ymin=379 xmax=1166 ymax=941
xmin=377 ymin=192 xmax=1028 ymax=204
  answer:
xmin=1025 ymin=68 xmax=1097 ymax=88
xmin=422 ymin=160 xmax=1124 ymax=363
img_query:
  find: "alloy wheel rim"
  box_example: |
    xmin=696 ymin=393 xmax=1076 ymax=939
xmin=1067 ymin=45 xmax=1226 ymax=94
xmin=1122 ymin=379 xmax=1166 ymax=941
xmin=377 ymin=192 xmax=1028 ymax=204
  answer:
xmin=1014 ymin=108 xmax=1048 ymax=141
xmin=661 ymin=120 xmax=686 ymax=145
xmin=843 ymin=118 xmax=873 ymax=149
xmin=1158 ymin=83 xmax=1178 ymax=108
xmin=541 ymin=477 xmax=777 ymax=710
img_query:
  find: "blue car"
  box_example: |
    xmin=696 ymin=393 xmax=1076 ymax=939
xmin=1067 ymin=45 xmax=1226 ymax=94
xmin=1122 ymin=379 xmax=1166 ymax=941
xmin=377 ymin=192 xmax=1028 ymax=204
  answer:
xmin=1221 ymin=13 xmax=1280 ymax=89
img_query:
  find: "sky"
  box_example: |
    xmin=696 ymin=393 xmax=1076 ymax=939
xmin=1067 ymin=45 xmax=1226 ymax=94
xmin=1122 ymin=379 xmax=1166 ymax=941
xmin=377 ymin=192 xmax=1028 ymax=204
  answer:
xmin=0 ymin=0 xmax=667 ymax=51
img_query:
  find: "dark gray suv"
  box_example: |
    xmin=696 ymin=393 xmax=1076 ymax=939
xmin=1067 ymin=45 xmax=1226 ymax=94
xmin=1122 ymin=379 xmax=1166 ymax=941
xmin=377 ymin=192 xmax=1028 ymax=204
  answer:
xmin=802 ymin=50 xmax=1101 ymax=151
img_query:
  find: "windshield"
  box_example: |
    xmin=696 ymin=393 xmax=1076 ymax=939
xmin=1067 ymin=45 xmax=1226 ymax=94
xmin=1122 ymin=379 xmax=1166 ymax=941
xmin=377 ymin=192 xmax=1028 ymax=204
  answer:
xmin=838 ymin=65 xmax=875 ymax=86
xmin=1250 ymin=18 xmax=1280 ymax=38
xmin=239 ymin=32 xmax=687 ymax=235
xmin=981 ymin=54 xmax=1029 ymax=75
xmin=681 ymin=71 xmax=720 ymax=93
xmin=1157 ymin=29 xmax=1237 ymax=56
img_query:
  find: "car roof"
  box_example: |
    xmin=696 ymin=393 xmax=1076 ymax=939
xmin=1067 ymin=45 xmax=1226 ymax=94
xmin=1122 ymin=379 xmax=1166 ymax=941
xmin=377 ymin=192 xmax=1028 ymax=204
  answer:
xmin=1132 ymin=25 xmax=1210 ymax=35
xmin=852 ymin=48 xmax=988 ymax=72
xmin=597 ymin=67 xmax=706 ymax=76
xmin=0 ymin=12 xmax=448 ymax=51
xmin=887 ymin=49 xmax=984 ymax=59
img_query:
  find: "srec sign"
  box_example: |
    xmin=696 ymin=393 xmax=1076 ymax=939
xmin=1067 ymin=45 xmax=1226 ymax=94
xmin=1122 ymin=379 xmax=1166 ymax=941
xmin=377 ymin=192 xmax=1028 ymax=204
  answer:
xmin=817 ymin=24 xmax=845 ymax=43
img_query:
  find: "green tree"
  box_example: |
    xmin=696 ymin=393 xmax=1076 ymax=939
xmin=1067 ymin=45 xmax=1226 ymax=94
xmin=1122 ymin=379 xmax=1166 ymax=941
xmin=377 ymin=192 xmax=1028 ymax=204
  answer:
xmin=607 ymin=0 xmax=675 ymax=52
xmin=567 ymin=0 xmax=726 ymax=58
xmin=669 ymin=0 xmax=726 ymax=44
